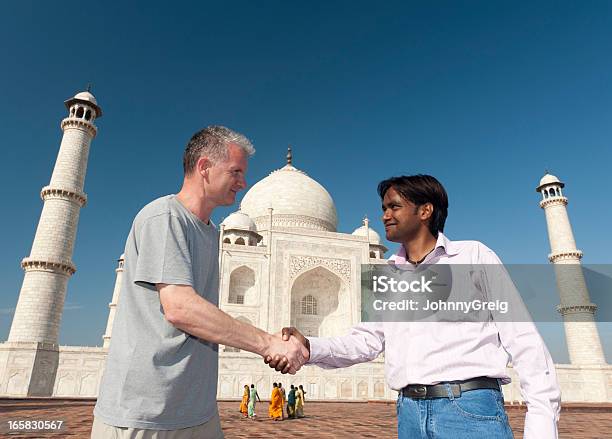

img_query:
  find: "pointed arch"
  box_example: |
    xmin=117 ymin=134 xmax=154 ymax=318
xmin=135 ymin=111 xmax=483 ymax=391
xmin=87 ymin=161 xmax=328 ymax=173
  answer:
xmin=228 ymin=266 xmax=256 ymax=304
xmin=290 ymin=265 xmax=343 ymax=337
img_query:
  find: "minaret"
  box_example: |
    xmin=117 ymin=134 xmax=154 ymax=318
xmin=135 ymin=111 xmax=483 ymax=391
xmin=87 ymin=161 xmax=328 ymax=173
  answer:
xmin=536 ymin=173 xmax=605 ymax=365
xmin=102 ymin=254 xmax=125 ymax=348
xmin=1 ymin=90 xmax=101 ymax=396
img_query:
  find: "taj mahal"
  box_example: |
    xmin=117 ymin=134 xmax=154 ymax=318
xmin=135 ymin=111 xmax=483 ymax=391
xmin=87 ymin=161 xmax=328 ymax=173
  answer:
xmin=0 ymin=91 xmax=610 ymax=403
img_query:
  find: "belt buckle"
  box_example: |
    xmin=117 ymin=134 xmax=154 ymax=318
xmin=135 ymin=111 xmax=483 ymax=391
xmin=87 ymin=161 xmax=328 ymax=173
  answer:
xmin=407 ymin=385 xmax=427 ymax=399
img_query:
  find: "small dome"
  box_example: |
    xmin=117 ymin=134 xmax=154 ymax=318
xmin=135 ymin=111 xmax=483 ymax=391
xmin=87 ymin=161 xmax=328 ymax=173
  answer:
xmin=536 ymin=173 xmax=564 ymax=192
xmin=240 ymin=164 xmax=337 ymax=232
xmin=74 ymin=91 xmax=98 ymax=106
xmin=222 ymin=211 xmax=257 ymax=232
xmin=64 ymin=90 xmax=102 ymax=118
xmin=352 ymin=225 xmax=382 ymax=245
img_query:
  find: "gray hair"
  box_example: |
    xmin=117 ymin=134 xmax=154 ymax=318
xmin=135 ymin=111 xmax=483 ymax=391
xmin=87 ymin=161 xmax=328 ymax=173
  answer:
xmin=183 ymin=125 xmax=255 ymax=174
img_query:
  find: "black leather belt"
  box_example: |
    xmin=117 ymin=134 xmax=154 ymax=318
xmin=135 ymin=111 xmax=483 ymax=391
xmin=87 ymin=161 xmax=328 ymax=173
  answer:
xmin=401 ymin=377 xmax=500 ymax=399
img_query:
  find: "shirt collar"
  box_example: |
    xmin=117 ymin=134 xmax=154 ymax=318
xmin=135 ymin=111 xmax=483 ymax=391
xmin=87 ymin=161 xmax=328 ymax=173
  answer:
xmin=393 ymin=232 xmax=459 ymax=264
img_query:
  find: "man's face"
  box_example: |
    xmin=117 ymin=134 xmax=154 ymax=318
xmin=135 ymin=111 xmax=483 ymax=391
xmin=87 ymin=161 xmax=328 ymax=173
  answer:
xmin=381 ymin=187 xmax=422 ymax=243
xmin=205 ymin=143 xmax=248 ymax=206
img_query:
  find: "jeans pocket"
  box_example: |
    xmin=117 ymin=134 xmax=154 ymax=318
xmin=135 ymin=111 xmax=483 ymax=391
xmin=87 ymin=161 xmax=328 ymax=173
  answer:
xmin=450 ymin=389 xmax=503 ymax=421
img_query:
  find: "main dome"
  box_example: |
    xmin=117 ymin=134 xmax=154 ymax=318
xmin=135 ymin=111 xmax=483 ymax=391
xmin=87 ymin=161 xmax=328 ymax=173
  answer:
xmin=240 ymin=163 xmax=337 ymax=232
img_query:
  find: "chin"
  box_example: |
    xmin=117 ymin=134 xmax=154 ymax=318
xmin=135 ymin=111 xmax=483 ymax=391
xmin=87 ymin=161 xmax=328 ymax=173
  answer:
xmin=385 ymin=232 xmax=402 ymax=243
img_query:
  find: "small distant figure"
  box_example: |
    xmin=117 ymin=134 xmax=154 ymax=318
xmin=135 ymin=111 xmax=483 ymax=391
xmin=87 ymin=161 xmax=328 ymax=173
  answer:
xmin=248 ymin=384 xmax=261 ymax=419
xmin=278 ymin=382 xmax=287 ymax=420
xmin=287 ymin=384 xmax=296 ymax=419
xmin=296 ymin=385 xmax=306 ymax=418
xmin=269 ymin=382 xmax=283 ymax=421
xmin=239 ymin=384 xmax=249 ymax=418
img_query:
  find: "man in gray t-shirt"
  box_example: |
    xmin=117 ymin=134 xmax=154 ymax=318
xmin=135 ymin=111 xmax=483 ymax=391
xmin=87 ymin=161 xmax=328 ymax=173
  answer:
xmin=92 ymin=126 xmax=308 ymax=438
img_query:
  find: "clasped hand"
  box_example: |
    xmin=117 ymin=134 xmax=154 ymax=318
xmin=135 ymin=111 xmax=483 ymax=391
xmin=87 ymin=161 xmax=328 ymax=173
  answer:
xmin=264 ymin=327 xmax=310 ymax=374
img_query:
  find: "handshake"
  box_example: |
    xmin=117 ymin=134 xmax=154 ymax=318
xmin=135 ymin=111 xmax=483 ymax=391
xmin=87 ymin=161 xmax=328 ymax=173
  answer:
xmin=263 ymin=327 xmax=310 ymax=375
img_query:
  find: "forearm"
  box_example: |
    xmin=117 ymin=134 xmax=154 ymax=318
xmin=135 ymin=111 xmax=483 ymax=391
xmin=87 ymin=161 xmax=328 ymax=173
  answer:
xmin=308 ymin=323 xmax=384 ymax=369
xmin=159 ymin=284 xmax=272 ymax=356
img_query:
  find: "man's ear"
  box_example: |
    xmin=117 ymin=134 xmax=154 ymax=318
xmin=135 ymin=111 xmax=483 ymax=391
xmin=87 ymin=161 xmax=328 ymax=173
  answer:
xmin=420 ymin=203 xmax=434 ymax=221
xmin=196 ymin=156 xmax=212 ymax=179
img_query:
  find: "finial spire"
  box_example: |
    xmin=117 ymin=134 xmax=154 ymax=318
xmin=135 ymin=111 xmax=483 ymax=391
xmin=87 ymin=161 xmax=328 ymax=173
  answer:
xmin=363 ymin=215 xmax=369 ymax=229
xmin=86 ymin=83 xmax=92 ymax=92
xmin=286 ymin=145 xmax=293 ymax=165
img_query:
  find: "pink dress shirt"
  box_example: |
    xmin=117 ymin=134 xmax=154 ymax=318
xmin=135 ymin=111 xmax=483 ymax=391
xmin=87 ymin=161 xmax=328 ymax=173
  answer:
xmin=307 ymin=233 xmax=561 ymax=438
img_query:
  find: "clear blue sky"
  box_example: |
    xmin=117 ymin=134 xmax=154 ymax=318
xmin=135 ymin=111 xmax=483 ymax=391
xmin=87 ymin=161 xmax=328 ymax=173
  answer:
xmin=0 ymin=1 xmax=610 ymax=362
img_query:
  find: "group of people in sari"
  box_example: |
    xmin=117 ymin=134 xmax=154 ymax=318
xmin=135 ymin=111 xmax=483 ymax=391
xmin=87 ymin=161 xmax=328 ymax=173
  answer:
xmin=268 ymin=383 xmax=306 ymax=420
xmin=239 ymin=382 xmax=306 ymax=421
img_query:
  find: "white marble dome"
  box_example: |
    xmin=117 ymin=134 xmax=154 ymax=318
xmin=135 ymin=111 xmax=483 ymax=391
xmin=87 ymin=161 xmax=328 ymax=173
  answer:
xmin=221 ymin=211 xmax=257 ymax=231
xmin=352 ymin=225 xmax=382 ymax=244
xmin=537 ymin=173 xmax=564 ymax=191
xmin=64 ymin=90 xmax=102 ymax=117
xmin=240 ymin=164 xmax=337 ymax=232
xmin=74 ymin=91 xmax=98 ymax=106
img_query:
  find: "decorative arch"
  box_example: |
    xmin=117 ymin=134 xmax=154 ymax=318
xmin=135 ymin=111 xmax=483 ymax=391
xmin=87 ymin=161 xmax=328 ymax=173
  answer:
xmin=79 ymin=373 xmax=97 ymax=396
xmin=290 ymin=266 xmax=343 ymax=337
xmin=56 ymin=372 xmax=76 ymax=396
xmin=357 ymin=380 xmax=368 ymax=398
xmin=374 ymin=381 xmax=385 ymax=398
xmin=228 ymin=266 xmax=256 ymax=305
xmin=340 ymin=379 xmax=353 ymax=398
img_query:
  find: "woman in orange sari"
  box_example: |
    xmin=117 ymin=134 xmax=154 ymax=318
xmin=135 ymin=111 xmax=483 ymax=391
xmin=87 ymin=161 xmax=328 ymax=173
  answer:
xmin=268 ymin=382 xmax=283 ymax=421
xmin=239 ymin=384 xmax=249 ymax=417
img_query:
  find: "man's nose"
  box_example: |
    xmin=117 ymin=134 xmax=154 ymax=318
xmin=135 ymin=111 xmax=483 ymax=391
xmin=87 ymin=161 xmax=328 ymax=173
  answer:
xmin=238 ymin=175 xmax=247 ymax=190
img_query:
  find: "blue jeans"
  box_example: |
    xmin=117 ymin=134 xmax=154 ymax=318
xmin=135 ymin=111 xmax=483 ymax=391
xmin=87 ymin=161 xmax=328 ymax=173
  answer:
xmin=396 ymin=385 xmax=514 ymax=439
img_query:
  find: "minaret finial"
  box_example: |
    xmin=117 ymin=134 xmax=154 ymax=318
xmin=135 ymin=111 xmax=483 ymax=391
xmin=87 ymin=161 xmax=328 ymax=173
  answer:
xmin=363 ymin=215 xmax=369 ymax=229
xmin=286 ymin=145 xmax=293 ymax=165
xmin=86 ymin=83 xmax=92 ymax=92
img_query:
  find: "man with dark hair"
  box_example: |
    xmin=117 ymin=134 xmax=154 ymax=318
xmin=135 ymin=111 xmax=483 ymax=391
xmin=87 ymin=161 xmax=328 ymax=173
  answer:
xmin=267 ymin=174 xmax=561 ymax=438
xmin=92 ymin=126 xmax=307 ymax=439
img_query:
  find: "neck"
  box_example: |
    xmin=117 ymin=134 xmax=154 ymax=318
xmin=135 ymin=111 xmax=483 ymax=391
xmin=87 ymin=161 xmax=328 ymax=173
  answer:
xmin=402 ymin=229 xmax=438 ymax=263
xmin=176 ymin=180 xmax=215 ymax=224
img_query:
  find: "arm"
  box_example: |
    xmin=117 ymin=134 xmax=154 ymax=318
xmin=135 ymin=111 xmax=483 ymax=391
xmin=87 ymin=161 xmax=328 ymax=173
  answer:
xmin=308 ymin=322 xmax=385 ymax=369
xmin=481 ymin=248 xmax=561 ymax=439
xmin=158 ymin=283 xmax=307 ymax=372
xmin=267 ymin=323 xmax=385 ymax=371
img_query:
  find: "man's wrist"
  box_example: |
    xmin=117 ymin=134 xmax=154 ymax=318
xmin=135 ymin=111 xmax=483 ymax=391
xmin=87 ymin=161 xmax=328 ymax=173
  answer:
xmin=259 ymin=332 xmax=274 ymax=358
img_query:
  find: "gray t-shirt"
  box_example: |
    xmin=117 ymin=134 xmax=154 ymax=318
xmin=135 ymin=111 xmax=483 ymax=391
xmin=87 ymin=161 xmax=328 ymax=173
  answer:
xmin=94 ymin=194 xmax=220 ymax=430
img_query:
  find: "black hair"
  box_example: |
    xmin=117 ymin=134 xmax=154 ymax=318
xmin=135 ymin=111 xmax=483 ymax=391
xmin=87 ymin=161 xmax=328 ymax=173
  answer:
xmin=377 ymin=174 xmax=448 ymax=236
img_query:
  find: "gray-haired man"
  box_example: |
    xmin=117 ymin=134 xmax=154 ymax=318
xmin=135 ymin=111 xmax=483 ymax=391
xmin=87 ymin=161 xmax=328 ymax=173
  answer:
xmin=92 ymin=126 xmax=307 ymax=438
